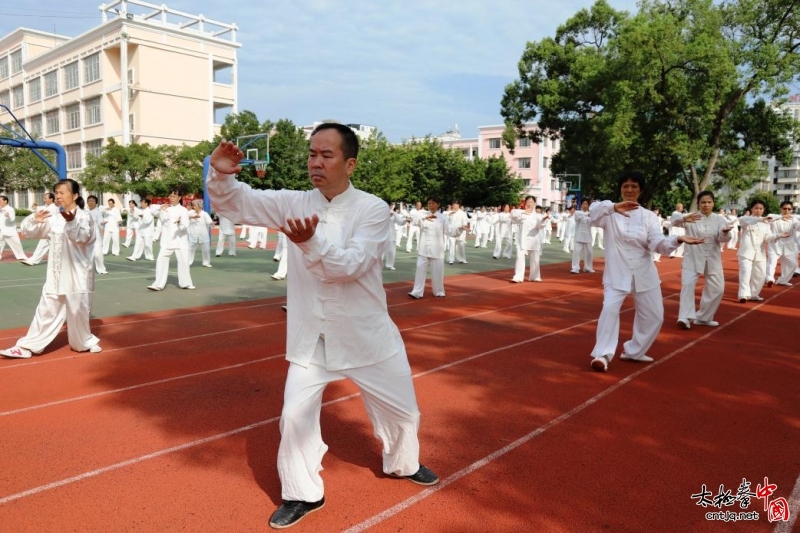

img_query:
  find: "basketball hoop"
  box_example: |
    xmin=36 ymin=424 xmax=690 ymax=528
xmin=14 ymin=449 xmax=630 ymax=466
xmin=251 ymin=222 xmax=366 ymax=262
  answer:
xmin=255 ymin=163 xmax=267 ymax=179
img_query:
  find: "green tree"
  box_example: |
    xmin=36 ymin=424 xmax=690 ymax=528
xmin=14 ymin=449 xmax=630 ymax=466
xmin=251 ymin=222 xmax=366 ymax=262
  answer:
xmin=501 ymin=0 xmax=800 ymax=209
xmin=260 ymin=119 xmax=309 ymax=191
xmin=0 ymin=141 xmax=57 ymax=193
xmin=80 ymin=139 xmax=165 ymax=197
xmin=161 ymin=141 xmax=214 ymax=195
xmin=351 ymin=131 xmax=413 ymax=201
xmin=745 ymin=189 xmax=780 ymax=215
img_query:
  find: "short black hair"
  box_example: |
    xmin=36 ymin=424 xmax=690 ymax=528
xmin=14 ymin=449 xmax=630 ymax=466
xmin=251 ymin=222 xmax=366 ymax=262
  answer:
xmin=749 ymin=199 xmax=766 ymax=210
xmin=617 ymin=170 xmax=646 ymax=194
xmin=311 ymin=123 xmax=359 ymax=160
xmin=697 ymin=190 xmax=715 ymax=203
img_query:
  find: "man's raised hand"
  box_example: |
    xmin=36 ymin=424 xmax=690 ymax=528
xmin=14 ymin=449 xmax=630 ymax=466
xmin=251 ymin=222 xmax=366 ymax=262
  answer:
xmin=210 ymin=140 xmax=244 ymax=175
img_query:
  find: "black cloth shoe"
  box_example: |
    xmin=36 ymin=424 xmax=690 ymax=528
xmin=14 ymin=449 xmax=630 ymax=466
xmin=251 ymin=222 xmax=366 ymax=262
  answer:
xmin=268 ymin=498 xmax=325 ymax=529
xmin=391 ymin=464 xmax=440 ymax=486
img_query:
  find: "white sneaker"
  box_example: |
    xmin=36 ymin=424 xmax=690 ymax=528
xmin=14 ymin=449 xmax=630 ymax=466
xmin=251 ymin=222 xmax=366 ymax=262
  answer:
xmin=271 ymin=274 xmax=285 ymax=280
xmin=591 ymin=355 xmax=609 ymax=372
xmin=183 ymin=285 xmax=196 ymax=290
xmin=677 ymin=319 xmax=691 ymax=330
xmin=777 ymin=281 xmax=792 ymax=287
xmin=693 ymin=319 xmax=719 ymax=327
xmin=620 ymin=353 xmax=654 ymax=363
xmin=0 ymin=346 xmax=32 ymax=359
xmin=147 ymin=285 xmax=162 ymax=291
xmin=89 ymin=345 xmax=102 ymax=353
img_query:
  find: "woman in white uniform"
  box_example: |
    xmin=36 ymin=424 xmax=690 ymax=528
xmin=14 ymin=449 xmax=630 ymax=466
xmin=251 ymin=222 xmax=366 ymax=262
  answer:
xmin=510 ymin=196 xmax=550 ymax=283
xmin=188 ymin=199 xmax=214 ymax=267
xmin=671 ymin=191 xmax=733 ymax=329
xmin=737 ymin=199 xmax=784 ymax=302
xmin=1 ymin=179 xmax=102 ymax=358
xmin=588 ymin=171 xmax=701 ymax=372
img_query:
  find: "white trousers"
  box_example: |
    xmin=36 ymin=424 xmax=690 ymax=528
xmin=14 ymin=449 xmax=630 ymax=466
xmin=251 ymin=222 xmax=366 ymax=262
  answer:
xmin=557 ymin=221 xmax=565 ymax=241
xmin=17 ymin=291 xmax=100 ymax=353
xmin=767 ymin=251 xmax=797 ymax=284
xmin=102 ymin=228 xmax=120 ymax=255
xmin=215 ymin=234 xmax=236 ymax=256
xmin=131 ymin=229 xmax=154 ymax=260
xmin=513 ymin=249 xmax=541 ymax=281
xmin=562 ymin=234 xmax=574 ymax=253
xmin=493 ymin=235 xmax=512 ymax=259
xmin=448 ymin=239 xmax=466 ymax=263
xmin=248 ymin=227 xmax=268 ymax=248
xmin=274 ymin=250 xmax=289 ymax=278
xmin=591 ymin=283 xmax=664 ymax=360
xmin=679 ymin=266 xmax=724 ymax=323
xmin=410 ymin=255 xmax=445 ymax=297
xmin=572 ymin=242 xmax=593 ymax=272
xmin=123 ymin=227 xmax=135 ymax=246
xmin=405 ymin=226 xmax=420 ymax=252
xmin=28 ymin=239 xmax=49 ymax=263
xmin=188 ymin=240 xmax=211 ymax=266
xmin=239 ymin=225 xmax=249 ymax=239
xmin=385 ymin=239 xmax=397 ymax=268
xmin=93 ymin=234 xmax=108 ymax=274
xmin=0 ymin=232 xmax=28 ymax=260
xmin=153 ymin=247 xmax=193 ymax=289
xmin=738 ymin=256 xmax=766 ymax=299
xmin=727 ymin=229 xmax=739 ymax=249
xmin=278 ymin=347 xmax=421 ymax=502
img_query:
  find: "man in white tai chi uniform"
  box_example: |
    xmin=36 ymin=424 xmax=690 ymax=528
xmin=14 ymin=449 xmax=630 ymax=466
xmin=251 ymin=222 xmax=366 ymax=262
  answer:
xmin=207 ymin=123 xmax=439 ymax=529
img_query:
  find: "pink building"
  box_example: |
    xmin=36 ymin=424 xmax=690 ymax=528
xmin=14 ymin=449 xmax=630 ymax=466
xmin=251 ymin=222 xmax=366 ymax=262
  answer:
xmin=438 ymin=124 xmax=566 ymax=210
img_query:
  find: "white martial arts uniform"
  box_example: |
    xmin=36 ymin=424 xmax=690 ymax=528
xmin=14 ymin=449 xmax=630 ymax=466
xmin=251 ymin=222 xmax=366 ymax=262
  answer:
xmin=766 ymin=215 xmax=800 ymax=285
xmin=410 ymin=211 xmax=465 ymax=297
xmin=668 ymin=210 xmax=686 ymax=258
xmin=129 ymin=205 xmax=155 ymax=261
xmin=215 ymin=215 xmax=237 ymax=256
xmin=188 ymin=209 xmax=214 ymax=267
xmin=272 ymin=234 xmax=289 ymax=280
xmin=385 ymin=211 xmax=407 ymax=270
xmin=561 ymin=213 xmax=576 ymax=253
xmin=474 ymin=209 xmax=489 ymax=248
xmin=726 ymin=214 xmax=740 ymax=249
xmin=571 ymin=208 xmax=594 ymax=273
xmin=123 ymin=207 xmax=138 ymax=247
xmin=493 ymin=210 xmax=513 ymax=259
xmin=0 ymin=203 xmax=28 ymax=261
xmin=207 ymin=168 xmax=424 ymax=503
xmin=405 ymin=207 xmax=421 ymax=252
xmin=86 ymin=206 xmax=108 ymax=274
xmin=737 ymin=216 xmax=778 ymax=300
xmin=671 ymin=212 xmax=731 ymax=324
xmin=151 ymin=204 xmax=194 ymax=290
xmin=13 ymin=209 xmax=101 ymax=353
xmin=25 ymin=203 xmax=60 ymax=264
xmin=511 ymin=209 xmax=548 ymax=282
xmin=248 ymin=226 xmax=268 ymax=249
xmin=447 ymin=208 xmax=469 ymax=264
xmin=101 ymin=205 xmax=122 ymax=255
xmin=589 ymin=201 xmax=680 ymax=361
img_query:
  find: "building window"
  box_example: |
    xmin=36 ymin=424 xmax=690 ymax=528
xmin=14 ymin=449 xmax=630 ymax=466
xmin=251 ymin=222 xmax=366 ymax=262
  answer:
xmin=85 ymin=139 xmax=103 ymax=160
xmin=518 ymin=157 xmax=532 ymax=169
xmin=44 ymin=71 xmax=58 ymax=98
xmin=0 ymin=56 xmax=8 ymax=79
xmin=0 ymin=91 xmax=9 ymax=108
xmin=64 ymin=62 xmax=80 ymax=91
xmin=551 ymin=138 xmax=557 ymax=149
xmin=65 ymin=104 xmax=81 ymax=130
xmin=30 ymin=115 xmax=43 ymax=137
xmin=10 ymin=50 xmax=22 ymax=74
xmin=519 ymin=137 xmax=531 ymax=148
xmin=522 ymin=179 xmax=531 ymax=187
xmin=129 ymin=113 xmax=135 ymax=132
xmin=488 ymin=138 xmax=501 ymax=149
xmin=543 ymin=156 xmax=549 ymax=168
xmin=66 ymin=144 xmax=82 ymax=170
xmin=83 ymin=53 xmax=100 ymax=84
xmin=85 ymin=97 xmax=101 ymax=125
xmin=46 ymin=110 xmax=60 ymax=135
xmin=12 ymin=85 xmax=23 ymax=108
xmin=28 ymin=77 xmax=41 ymax=102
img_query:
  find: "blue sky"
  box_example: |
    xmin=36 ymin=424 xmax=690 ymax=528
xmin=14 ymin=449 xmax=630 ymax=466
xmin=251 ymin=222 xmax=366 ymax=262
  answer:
xmin=0 ymin=0 xmax=640 ymax=142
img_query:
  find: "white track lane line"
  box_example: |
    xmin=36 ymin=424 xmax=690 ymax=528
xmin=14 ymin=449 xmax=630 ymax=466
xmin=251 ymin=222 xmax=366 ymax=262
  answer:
xmin=0 ymin=286 xmax=779 ymax=507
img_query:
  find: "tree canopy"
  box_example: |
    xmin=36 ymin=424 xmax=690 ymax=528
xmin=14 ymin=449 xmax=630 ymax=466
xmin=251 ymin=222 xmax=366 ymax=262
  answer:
xmin=501 ymin=0 xmax=800 ymax=209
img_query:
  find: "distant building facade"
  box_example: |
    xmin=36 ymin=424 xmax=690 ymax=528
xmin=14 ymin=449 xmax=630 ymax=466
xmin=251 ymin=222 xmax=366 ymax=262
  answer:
xmin=434 ymin=124 xmax=565 ymax=209
xmin=0 ymin=0 xmax=239 ymax=207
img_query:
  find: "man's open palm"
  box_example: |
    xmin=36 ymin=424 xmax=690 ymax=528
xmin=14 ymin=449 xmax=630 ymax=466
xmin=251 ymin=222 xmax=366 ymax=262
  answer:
xmin=210 ymin=140 xmax=244 ymax=175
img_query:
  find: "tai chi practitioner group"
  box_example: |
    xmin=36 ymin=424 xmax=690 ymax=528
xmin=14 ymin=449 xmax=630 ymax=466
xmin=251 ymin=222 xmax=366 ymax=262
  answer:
xmin=408 ymin=197 xmax=469 ymax=299
xmin=1 ymin=179 xmax=102 ymax=359
xmin=207 ymin=124 xmax=439 ymax=529
xmin=147 ymin=190 xmax=195 ymax=291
